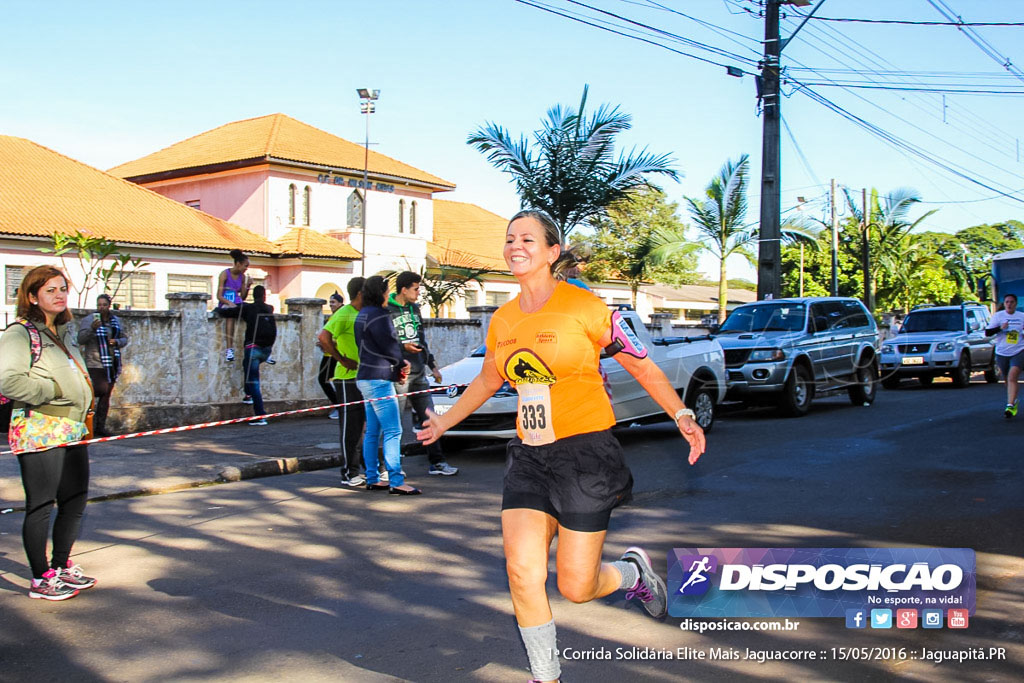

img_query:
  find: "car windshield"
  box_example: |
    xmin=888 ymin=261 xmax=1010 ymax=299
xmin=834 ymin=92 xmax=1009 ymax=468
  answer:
xmin=901 ymin=310 xmax=964 ymax=333
xmin=719 ymin=303 xmax=807 ymax=333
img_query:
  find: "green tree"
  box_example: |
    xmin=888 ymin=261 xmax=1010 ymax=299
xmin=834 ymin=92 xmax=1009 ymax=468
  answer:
xmin=467 ymin=86 xmax=678 ymax=241
xmin=649 ymin=155 xmax=756 ymax=323
xmin=39 ymin=231 xmax=149 ymax=307
xmin=574 ymin=187 xmax=699 ymax=305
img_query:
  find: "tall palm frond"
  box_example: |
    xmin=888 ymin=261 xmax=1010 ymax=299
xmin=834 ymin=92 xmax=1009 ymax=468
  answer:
xmin=468 ymin=86 xmax=678 ymax=240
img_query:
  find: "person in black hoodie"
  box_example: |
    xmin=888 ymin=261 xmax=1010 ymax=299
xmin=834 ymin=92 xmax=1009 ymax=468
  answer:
xmin=355 ymin=276 xmax=418 ymax=494
xmin=239 ymin=286 xmax=276 ymax=425
xmin=387 ymin=271 xmax=458 ymax=476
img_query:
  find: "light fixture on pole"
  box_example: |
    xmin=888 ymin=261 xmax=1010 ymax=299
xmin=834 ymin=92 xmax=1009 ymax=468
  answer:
xmin=357 ymin=88 xmax=380 ymax=276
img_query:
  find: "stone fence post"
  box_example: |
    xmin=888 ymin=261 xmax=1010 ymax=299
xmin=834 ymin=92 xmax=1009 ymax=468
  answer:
xmin=286 ymin=297 xmax=327 ymax=401
xmin=167 ymin=292 xmax=212 ymax=403
xmin=467 ymin=306 xmax=499 ymax=343
xmin=649 ymin=312 xmax=674 ymax=338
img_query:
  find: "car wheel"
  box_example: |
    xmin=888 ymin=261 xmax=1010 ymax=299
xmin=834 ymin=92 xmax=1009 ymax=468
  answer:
xmin=881 ymin=375 xmax=902 ymax=390
xmin=918 ymin=375 xmax=934 ymax=386
xmin=985 ymin=361 xmax=999 ymax=383
xmin=779 ymin=364 xmax=813 ymax=417
xmin=951 ymin=353 xmax=971 ymax=388
xmin=848 ymin=358 xmax=878 ymax=405
xmin=685 ymin=384 xmax=716 ymax=433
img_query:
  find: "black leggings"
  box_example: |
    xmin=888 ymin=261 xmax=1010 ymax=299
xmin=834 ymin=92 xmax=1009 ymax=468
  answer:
xmin=17 ymin=446 xmax=90 ymax=578
xmin=318 ymin=356 xmax=338 ymax=403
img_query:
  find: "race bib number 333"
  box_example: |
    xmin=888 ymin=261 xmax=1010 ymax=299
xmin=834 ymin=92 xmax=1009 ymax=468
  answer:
xmin=517 ymin=383 xmax=555 ymax=446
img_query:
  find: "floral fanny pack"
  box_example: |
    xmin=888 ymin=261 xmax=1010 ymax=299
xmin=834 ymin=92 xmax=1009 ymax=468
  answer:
xmin=8 ymin=408 xmax=89 ymax=455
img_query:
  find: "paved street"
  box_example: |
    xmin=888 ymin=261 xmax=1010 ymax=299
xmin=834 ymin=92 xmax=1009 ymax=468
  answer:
xmin=1 ymin=376 xmax=1022 ymax=681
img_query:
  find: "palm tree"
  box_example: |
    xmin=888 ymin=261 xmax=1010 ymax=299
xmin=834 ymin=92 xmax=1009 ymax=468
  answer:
xmin=467 ymin=86 xmax=678 ymax=240
xmin=647 ymin=155 xmax=753 ymax=323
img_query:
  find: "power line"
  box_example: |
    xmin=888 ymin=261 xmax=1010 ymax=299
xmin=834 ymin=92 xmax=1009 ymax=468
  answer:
xmin=804 ymin=16 xmax=1024 ymax=27
xmin=924 ymin=0 xmax=1024 ymax=85
xmin=512 ymin=0 xmax=756 ymax=71
xmin=792 ymin=82 xmax=1024 ymax=95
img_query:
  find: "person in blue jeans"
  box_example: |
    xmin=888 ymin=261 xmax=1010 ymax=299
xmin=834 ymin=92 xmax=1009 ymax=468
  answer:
xmin=239 ymin=286 xmax=277 ymax=426
xmin=354 ymin=276 xmax=418 ymax=495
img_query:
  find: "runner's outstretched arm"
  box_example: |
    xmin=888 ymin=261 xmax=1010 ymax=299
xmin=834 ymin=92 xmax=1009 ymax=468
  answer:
xmin=603 ymin=327 xmax=706 ymax=464
xmin=417 ymin=349 xmax=505 ymax=445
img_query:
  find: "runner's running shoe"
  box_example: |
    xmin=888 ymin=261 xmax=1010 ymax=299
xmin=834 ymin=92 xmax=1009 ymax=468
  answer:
xmin=620 ymin=546 xmax=668 ymax=618
xmin=1006 ymin=402 xmax=1018 ymax=419
xmin=428 ymin=462 xmax=459 ymax=476
xmin=225 ymin=348 xmax=235 ymax=362
xmin=56 ymin=562 xmax=96 ymax=590
xmin=29 ymin=569 xmax=78 ymax=601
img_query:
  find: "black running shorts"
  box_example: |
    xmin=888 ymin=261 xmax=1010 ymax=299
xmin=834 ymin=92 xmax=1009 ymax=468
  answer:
xmin=502 ymin=429 xmax=633 ymax=532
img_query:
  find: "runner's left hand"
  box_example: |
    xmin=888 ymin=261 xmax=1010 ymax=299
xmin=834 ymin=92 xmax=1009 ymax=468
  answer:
xmin=677 ymin=417 xmax=705 ymax=465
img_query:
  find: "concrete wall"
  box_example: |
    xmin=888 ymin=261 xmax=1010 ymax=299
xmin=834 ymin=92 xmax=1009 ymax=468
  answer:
xmin=87 ymin=295 xmax=492 ymax=432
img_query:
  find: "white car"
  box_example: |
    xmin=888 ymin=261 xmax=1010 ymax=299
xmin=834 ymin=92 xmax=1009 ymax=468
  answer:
xmin=430 ymin=308 xmax=726 ymax=440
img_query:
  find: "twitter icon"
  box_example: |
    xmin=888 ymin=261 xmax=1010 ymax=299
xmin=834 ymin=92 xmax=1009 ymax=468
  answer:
xmin=870 ymin=609 xmax=892 ymax=629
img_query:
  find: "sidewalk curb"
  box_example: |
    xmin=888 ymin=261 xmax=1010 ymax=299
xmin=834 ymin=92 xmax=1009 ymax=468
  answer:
xmin=218 ymin=453 xmax=341 ymax=483
xmin=1 ymin=452 xmax=344 ymax=514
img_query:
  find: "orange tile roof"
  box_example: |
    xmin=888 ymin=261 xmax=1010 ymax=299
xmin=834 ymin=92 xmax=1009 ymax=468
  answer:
xmin=274 ymin=227 xmax=361 ymax=260
xmin=109 ymin=113 xmax=456 ymax=190
xmin=0 ymin=135 xmax=279 ymax=254
xmin=430 ymin=199 xmax=510 ymax=271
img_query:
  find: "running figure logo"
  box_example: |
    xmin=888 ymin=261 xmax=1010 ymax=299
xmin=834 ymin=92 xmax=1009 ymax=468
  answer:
xmin=677 ymin=554 xmax=717 ymax=596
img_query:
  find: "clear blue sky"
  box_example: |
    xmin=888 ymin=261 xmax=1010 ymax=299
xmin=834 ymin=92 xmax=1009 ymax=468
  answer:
xmin=2 ymin=0 xmax=1021 ymax=280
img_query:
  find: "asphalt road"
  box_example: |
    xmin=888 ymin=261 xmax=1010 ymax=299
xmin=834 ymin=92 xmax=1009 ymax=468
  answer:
xmin=1 ymin=376 xmax=1022 ymax=681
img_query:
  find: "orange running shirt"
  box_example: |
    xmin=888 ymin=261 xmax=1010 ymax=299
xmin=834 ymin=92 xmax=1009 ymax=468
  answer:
xmin=486 ymin=281 xmax=616 ymax=441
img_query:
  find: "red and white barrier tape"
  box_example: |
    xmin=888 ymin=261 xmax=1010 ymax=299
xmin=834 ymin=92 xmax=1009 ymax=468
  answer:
xmin=2 ymin=383 xmax=468 ymax=457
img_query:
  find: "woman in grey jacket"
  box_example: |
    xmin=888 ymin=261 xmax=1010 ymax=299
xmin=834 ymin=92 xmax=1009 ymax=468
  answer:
xmin=0 ymin=266 xmax=96 ymax=601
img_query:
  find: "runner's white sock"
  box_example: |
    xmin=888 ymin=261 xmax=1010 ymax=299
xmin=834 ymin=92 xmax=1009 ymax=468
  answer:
xmin=613 ymin=560 xmax=640 ymax=590
xmin=518 ymin=619 xmax=560 ymax=682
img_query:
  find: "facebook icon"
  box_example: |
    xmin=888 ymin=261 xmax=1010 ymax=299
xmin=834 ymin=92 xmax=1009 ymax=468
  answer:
xmin=845 ymin=609 xmax=867 ymax=629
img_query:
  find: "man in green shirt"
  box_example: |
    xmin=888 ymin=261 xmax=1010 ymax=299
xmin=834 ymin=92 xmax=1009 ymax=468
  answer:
xmin=318 ymin=277 xmax=366 ymax=487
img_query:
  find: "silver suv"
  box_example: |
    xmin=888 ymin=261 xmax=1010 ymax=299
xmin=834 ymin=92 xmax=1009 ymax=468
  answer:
xmin=716 ymin=297 xmax=880 ymax=417
xmin=879 ymin=303 xmax=998 ymax=389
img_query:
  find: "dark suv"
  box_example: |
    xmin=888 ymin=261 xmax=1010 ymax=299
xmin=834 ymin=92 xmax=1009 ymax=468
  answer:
xmin=716 ymin=297 xmax=880 ymax=416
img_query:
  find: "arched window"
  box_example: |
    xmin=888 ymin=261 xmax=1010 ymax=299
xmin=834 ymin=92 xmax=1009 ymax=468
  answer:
xmin=303 ymin=185 xmax=311 ymax=226
xmin=347 ymin=191 xmax=364 ymax=229
xmin=398 ymin=199 xmax=405 ymax=233
xmin=288 ymin=184 xmax=296 ymax=225
xmin=410 ymin=201 xmax=417 ymax=235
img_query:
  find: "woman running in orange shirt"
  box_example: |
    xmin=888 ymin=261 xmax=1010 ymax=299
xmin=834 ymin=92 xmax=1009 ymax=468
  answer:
xmin=418 ymin=210 xmax=705 ymax=683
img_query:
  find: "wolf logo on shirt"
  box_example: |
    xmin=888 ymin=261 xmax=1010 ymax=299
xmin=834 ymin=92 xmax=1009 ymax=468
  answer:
xmin=505 ymin=349 xmax=556 ymax=385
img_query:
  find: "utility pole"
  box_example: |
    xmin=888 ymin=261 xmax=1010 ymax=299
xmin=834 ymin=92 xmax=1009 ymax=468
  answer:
xmin=757 ymin=0 xmax=825 ymax=301
xmin=830 ymin=178 xmax=838 ymax=296
xmin=862 ymin=187 xmax=873 ymax=313
xmin=757 ymin=0 xmax=782 ymax=301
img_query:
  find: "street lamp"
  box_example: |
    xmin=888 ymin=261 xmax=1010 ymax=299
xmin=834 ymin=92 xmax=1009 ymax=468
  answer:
xmin=357 ymin=88 xmax=380 ymax=276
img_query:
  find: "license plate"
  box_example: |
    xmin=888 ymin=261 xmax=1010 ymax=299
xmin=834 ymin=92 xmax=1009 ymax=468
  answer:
xmin=432 ymin=404 xmax=452 ymax=415
xmin=901 ymin=356 xmax=925 ymax=366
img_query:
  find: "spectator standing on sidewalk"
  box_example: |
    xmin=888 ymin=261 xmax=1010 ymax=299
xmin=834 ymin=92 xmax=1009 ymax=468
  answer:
xmin=76 ymin=293 xmax=128 ymax=437
xmin=356 ymin=276 xmax=418 ymax=495
xmin=318 ymin=292 xmax=345 ymax=419
xmin=215 ymin=249 xmax=252 ymax=363
xmin=318 ymin=278 xmax=366 ymax=487
xmin=0 ymin=265 xmax=97 ymax=601
xmin=239 ymin=286 xmax=276 ymax=426
xmin=387 ymin=271 xmax=458 ymax=476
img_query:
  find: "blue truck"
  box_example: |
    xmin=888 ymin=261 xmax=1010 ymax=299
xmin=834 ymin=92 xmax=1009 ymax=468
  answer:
xmin=992 ymin=248 xmax=1024 ymax=302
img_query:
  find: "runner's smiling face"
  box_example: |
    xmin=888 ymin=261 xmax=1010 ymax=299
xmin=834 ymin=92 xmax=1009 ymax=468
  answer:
xmin=504 ymin=216 xmax=559 ymax=280
xmin=30 ymin=275 xmax=69 ymax=319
